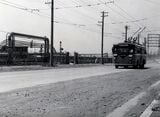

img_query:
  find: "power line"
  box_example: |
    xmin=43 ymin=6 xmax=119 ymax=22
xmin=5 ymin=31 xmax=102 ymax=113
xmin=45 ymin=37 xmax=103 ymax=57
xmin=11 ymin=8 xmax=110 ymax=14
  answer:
xmin=143 ymin=0 xmax=160 ymax=5
xmin=98 ymin=0 xmax=129 ymax=21
xmin=111 ymin=18 xmax=147 ymax=24
xmin=0 ymin=0 xmax=142 ymax=40
xmin=0 ymin=0 xmax=103 ymax=28
xmin=0 ymin=0 xmax=113 ymax=30
xmin=54 ymin=1 xmax=114 ymax=10
xmin=112 ymin=2 xmax=154 ymax=37
xmin=0 ymin=1 xmax=146 ymax=31
xmin=100 ymin=0 xmax=146 ymax=30
xmin=0 ymin=0 xmax=51 ymax=18
xmin=98 ymin=0 xmax=130 ymax=33
xmin=113 ymin=2 xmax=145 ymax=28
xmin=0 ymin=0 xmax=95 ymax=28
xmin=0 ymin=0 xmax=44 ymax=13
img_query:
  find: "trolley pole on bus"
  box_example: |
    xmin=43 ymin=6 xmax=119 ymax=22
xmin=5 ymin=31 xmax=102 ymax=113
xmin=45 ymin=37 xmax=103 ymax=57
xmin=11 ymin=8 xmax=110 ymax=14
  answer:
xmin=50 ymin=0 xmax=54 ymax=66
xmin=100 ymin=11 xmax=108 ymax=65
xmin=125 ymin=25 xmax=128 ymax=42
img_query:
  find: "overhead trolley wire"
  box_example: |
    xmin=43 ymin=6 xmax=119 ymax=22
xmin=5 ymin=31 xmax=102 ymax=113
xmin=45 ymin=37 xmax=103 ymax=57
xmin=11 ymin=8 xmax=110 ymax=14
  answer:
xmin=44 ymin=0 xmax=114 ymax=10
xmin=0 ymin=0 xmax=104 ymax=35
xmin=143 ymin=0 xmax=160 ymax=5
xmin=0 ymin=0 xmax=89 ymax=27
xmin=1 ymin=0 xmax=151 ymax=37
xmin=113 ymin=3 xmax=145 ymax=28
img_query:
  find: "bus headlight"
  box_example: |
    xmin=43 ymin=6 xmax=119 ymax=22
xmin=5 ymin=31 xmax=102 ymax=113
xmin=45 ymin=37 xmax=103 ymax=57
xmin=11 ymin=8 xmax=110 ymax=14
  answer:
xmin=113 ymin=54 xmax=117 ymax=57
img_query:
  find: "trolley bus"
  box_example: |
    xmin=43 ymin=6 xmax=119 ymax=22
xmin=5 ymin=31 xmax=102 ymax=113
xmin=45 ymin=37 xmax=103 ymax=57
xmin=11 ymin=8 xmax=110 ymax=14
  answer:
xmin=112 ymin=42 xmax=147 ymax=69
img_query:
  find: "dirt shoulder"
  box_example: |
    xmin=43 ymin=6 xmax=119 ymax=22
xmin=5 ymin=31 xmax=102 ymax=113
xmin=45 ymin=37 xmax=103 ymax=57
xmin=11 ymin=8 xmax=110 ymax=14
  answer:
xmin=0 ymin=64 xmax=112 ymax=73
xmin=0 ymin=66 xmax=159 ymax=117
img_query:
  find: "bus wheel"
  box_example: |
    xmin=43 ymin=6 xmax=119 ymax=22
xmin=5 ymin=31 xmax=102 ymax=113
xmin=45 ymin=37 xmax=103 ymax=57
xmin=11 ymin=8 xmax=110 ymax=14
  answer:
xmin=115 ymin=65 xmax=118 ymax=69
xmin=140 ymin=64 xmax=144 ymax=69
xmin=134 ymin=61 xmax=139 ymax=69
xmin=133 ymin=65 xmax=137 ymax=69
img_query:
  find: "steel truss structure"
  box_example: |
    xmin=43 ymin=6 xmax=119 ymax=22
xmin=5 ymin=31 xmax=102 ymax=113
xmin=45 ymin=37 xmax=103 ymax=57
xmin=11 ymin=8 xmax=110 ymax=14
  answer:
xmin=147 ymin=34 xmax=160 ymax=55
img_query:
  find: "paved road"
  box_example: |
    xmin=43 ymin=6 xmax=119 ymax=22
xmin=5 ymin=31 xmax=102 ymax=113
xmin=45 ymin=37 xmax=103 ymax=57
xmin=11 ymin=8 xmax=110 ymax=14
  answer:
xmin=106 ymin=62 xmax=160 ymax=117
xmin=0 ymin=62 xmax=160 ymax=117
xmin=0 ymin=65 xmax=130 ymax=93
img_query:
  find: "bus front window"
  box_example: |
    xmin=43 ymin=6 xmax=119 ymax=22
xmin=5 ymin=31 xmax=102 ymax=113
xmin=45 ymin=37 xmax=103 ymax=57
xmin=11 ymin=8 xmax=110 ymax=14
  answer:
xmin=113 ymin=47 xmax=134 ymax=55
xmin=117 ymin=48 xmax=128 ymax=54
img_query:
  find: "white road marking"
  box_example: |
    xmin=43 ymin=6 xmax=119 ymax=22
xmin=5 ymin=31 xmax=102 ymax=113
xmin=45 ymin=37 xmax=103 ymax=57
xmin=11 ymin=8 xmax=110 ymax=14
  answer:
xmin=140 ymin=100 xmax=159 ymax=117
xmin=106 ymin=80 xmax=160 ymax=117
xmin=106 ymin=92 xmax=146 ymax=117
xmin=150 ymin=80 xmax=160 ymax=88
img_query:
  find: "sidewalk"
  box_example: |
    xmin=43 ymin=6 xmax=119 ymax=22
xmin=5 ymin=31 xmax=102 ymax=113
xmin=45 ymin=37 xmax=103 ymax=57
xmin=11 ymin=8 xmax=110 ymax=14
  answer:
xmin=151 ymin=112 xmax=160 ymax=117
xmin=150 ymin=98 xmax=160 ymax=117
xmin=140 ymin=87 xmax=160 ymax=117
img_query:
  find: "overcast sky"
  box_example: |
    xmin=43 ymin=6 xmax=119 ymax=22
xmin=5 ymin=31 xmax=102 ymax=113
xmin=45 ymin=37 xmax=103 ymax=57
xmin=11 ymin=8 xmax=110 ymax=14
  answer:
xmin=0 ymin=0 xmax=160 ymax=54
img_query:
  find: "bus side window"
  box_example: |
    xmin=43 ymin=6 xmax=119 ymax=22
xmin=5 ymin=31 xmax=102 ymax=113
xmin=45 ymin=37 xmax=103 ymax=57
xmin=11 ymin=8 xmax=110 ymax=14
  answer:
xmin=142 ymin=49 xmax=144 ymax=54
xmin=112 ymin=47 xmax=116 ymax=53
xmin=141 ymin=48 xmax=146 ymax=54
xmin=140 ymin=48 xmax=142 ymax=54
xmin=137 ymin=47 xmax=141 ymax=54
xmin=135 ymin=48 xmax=137 ymax=53
xmin=144 ymin=49 xmax=147 ymax=54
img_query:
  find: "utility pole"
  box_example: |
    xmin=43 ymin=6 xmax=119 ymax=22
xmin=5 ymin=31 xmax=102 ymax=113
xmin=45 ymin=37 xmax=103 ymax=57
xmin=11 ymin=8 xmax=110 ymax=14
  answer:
xmin=125 ymin=25 xmax=128 ymax=42
xmin=60 ymin=41 xmax=62 ymax=64
xmin=60 ymin=41 xmax=62 ymax=54
xmin=144 ymin=38 xmax=147 ymax=49
xmin=137 ymin=34 xmax=140 ymax=44
xmin=50 ymin=0 xmax=54 ymax=66
xmin=100 ymin=11 xmax=108 ymax=65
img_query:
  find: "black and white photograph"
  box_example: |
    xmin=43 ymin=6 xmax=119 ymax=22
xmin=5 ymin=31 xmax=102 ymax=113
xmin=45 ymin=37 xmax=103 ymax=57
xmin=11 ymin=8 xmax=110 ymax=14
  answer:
xmin=0 ymin=0 xmax=160 ymax=117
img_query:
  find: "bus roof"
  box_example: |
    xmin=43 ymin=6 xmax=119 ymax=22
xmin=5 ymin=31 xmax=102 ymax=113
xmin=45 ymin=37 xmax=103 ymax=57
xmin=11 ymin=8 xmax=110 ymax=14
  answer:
xmin=113 ymin=42 xmax=145 ymax=48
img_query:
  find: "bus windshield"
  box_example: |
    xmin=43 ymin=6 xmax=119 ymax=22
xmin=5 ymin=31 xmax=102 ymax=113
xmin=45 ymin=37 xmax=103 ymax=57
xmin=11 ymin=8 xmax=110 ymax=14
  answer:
xmin=112 ymin=46 xmax=134 ymax=55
